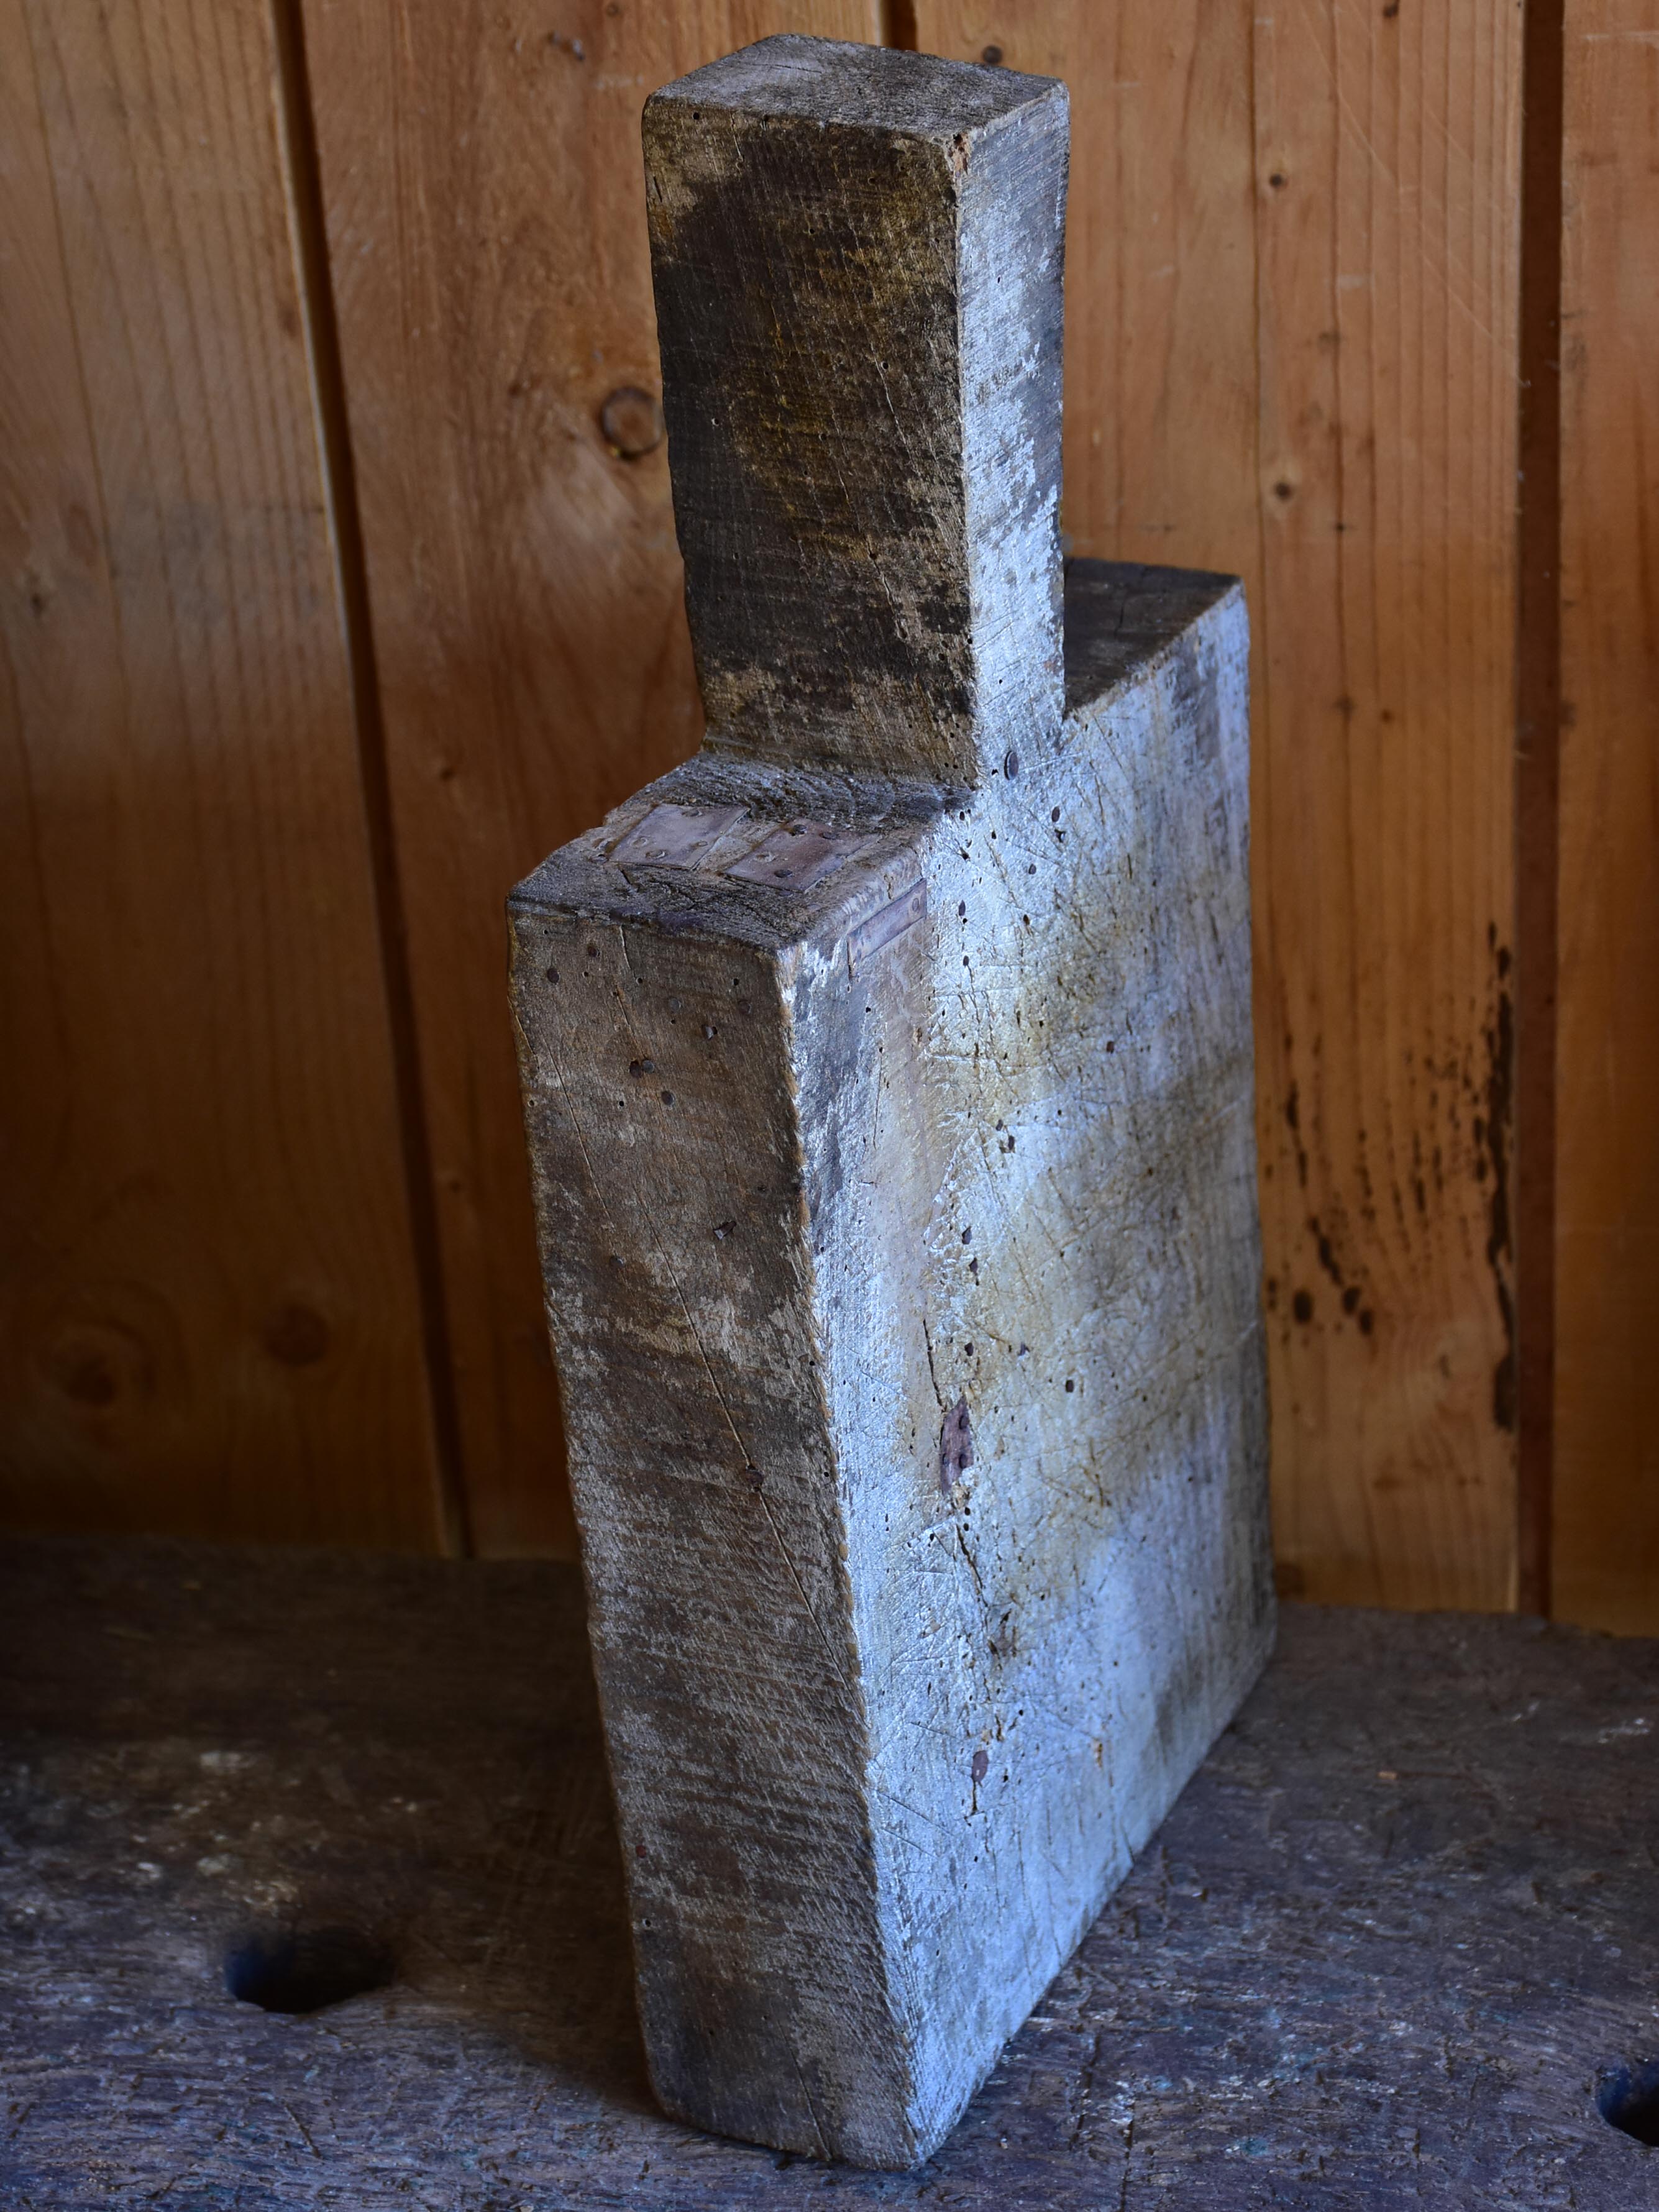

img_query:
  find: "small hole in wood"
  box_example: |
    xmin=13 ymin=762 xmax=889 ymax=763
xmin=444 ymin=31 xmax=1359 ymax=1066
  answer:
xmin=939 ymin=1397 xmax=974 ymax=1494
xmin=225 ymin=1927 xmax=395 ymax=2017
xmin=1599 ymin=2059 xmax=1659 ymax=2146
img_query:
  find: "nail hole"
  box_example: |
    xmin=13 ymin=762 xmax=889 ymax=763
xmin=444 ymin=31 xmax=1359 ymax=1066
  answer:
xmin=1599 ymin=2059 xmax=1659 ymax=2146
xmin=980 ymin=43 xmax=1003 ymax=64
xmin=939 ymin=1397 xmax=975 ymax=1494
xmin=225 ymin=1926 xmax=395 ymax=2016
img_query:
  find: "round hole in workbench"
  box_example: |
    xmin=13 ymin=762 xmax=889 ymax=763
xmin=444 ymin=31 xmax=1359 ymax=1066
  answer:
xmin=225 ymin=1926 xmax=395 ymax=2016
xmin=1597 ymin=2059 xmax=1659 ymax=2146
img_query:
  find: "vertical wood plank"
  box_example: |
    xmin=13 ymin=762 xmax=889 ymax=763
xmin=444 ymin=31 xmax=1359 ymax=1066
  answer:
xmin=301 ymin=0 xmax=882 ymax=1555
xmin=914 ymin=0 xmax=1524 ymax=1607
xmin=0 ymin=0 xmax=447 ymax=1547
xmin=1552 ymin=0 xmax=1659 ymax=1634
xmin=1250 ymin=0 xmax=1522 ymax=1608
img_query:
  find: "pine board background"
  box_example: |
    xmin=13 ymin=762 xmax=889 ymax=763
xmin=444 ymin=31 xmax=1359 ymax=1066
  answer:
xmin=2 ymin=0 xmax=1651 ymax=1630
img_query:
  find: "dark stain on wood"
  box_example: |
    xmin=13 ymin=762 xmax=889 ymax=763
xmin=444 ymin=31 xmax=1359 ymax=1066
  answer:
xmin=939 ymin=1396 xmax=975 ymax=1493
xmin=1283 ymin=1079 xmax=1309 ymax=1186
xmin=1308 ymin=1215 xmax=1346 ymax=1290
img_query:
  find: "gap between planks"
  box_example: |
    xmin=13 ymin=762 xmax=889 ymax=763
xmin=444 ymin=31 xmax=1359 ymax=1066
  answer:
xmin=268 ymin=0 xmax=471 ymax=1556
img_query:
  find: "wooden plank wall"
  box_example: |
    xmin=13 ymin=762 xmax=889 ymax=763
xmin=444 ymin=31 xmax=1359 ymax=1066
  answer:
xmin=0 ymin=0 xmax=452 ymax=1548
xmin=1 ymin=0 xmax=1653 ymax=1627
xmin=1552 ymin=0 xmax=1659 ymax=1634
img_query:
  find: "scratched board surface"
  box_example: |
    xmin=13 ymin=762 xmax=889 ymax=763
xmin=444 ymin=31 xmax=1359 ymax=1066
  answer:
xmin=2 ymin=1537 xmax=1657 ymax=2207
xmin=510 ymin=557 xmax=1271 ymax=2160
xmin=510 ymin=40 xmax=1276 ymax=2161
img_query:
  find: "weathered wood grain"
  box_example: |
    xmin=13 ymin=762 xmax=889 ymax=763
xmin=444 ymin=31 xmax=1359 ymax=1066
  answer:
xmin=2 ymin=1536 xmax=1657 ymax=2206
xmin=0 ymin=0 xmax=447 ymax=1547
xmin=1552 ymin=0 xmax=1659 ymax=1636
xmin=511 ymin=39 xmax=1271 ymax=2166
xmin=911 ymin=0 xmax=1525 ymax=1613
xmin=513 ymin=565 xmax=1271 ymax=2165
xmin=646 ymin=37 xmax=1066 ymax=782
xmin=300 ymin=0 xmax=882 ymax=1557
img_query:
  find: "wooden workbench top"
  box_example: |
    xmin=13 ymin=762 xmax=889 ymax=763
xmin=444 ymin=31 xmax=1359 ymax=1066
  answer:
xmin=2 ymin=1538 xmax=1655 ymax=2207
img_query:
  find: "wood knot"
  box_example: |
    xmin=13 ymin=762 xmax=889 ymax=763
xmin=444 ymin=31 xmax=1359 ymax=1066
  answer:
xmin=40 ymin=1319 xmax=155 ymax=1409
xmin=263 ymin=1304 xmax=331 ymax=1366
xmin=599 ymin=386 xmax=664 ymax=460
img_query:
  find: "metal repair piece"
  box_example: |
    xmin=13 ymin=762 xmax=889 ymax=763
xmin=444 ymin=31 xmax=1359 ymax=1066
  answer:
xmin=509 ymin=34 xmax=1273 ymax=2172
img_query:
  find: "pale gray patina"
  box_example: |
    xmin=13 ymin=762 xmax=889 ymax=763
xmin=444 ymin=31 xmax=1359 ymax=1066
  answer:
xmin=510 ymin=35 xmax=1273 ymax=2170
